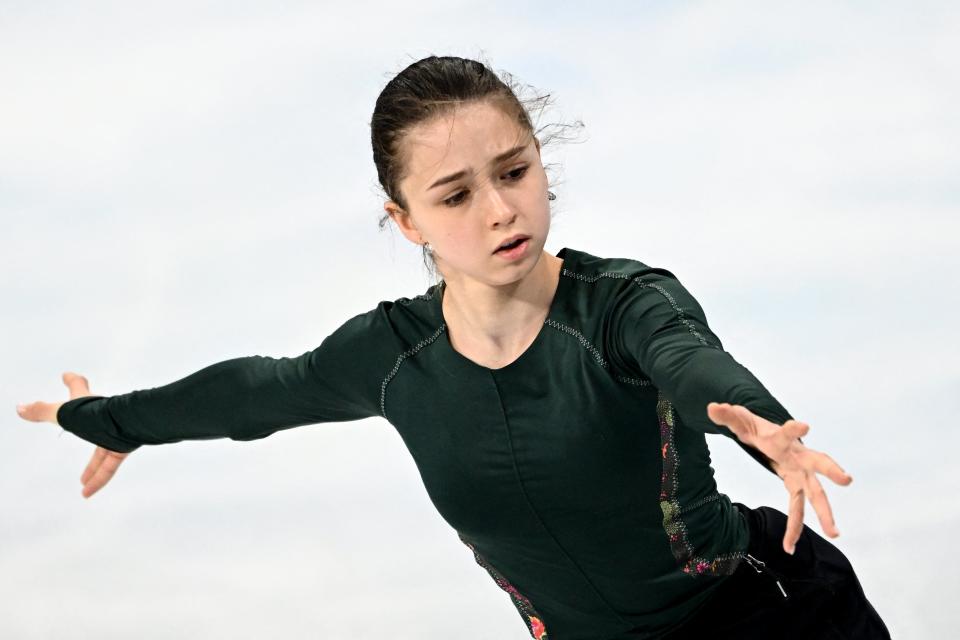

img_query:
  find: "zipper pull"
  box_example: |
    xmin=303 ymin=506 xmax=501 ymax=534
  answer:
xmin=744 ymin=554 xmax=789 ymax=600
xmin=743 ymin=554 xmax=764 ymax=574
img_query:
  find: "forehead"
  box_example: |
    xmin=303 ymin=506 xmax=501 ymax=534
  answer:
xmin=402 ymin=101 xmax=529 ymax=187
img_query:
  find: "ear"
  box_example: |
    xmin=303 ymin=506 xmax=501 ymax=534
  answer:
xmin=384 ymin=201 xmax=425 ymax=245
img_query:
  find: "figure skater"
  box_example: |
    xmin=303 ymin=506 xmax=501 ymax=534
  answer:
xmin=16 ymin=55 xmax=890 ymax=639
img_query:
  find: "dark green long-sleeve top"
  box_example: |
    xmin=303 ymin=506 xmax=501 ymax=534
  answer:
xmin=57 ymin=247 xmax=793 ymax=640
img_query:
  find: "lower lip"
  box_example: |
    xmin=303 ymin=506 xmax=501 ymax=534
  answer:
xmin=495 ymin=238 xmax=530 ymax=260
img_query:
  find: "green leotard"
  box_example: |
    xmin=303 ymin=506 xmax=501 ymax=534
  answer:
xmin=57 ymin=247 xmax=793 ymax=640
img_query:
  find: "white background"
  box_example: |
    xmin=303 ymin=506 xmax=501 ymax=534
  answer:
xmin=3 ymin=1 xmax=957 ymax=638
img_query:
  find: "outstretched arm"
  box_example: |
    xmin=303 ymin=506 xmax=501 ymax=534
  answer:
xmin=49 ymin=346 xmax=381 ymax=452
xmin=16 ymin=305 xmax=394 ymax=497
xmin=608 ymin=267 xmax=796 ymax=473
xmin=606 ymin=268 xmax=852 ymax=552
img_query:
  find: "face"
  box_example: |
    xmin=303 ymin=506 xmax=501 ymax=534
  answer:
xmin=386 ymin=100 xmax=551 ymax=289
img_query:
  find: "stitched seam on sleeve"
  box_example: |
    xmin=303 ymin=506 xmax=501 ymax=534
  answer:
xmin=638 ymin=279 xmax=712 ymax=347
xmin=379 ymin=324 xmax=445 ymax=419
xmin=557 ymin=268 xmax=666 ymax=386
xmin=657 ymin=393 xmax=745 ymax=576
xmin=563 ymin=267 xmax=718 ymax=349
xmin=543 ymin=318 xmax=653 ymax=387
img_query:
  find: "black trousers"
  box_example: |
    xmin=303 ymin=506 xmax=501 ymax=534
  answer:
xmin=660 ymin=503 xmax=891 ymax=639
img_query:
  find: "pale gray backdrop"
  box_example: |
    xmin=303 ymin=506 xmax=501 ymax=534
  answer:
xmin=3 ymin=1 xmax=957 ymax=638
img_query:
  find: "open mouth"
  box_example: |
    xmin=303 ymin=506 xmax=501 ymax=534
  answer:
xmin=496 ymin=237 xmax=528 ymax=253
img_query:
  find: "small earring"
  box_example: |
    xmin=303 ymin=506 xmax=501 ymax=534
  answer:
xmin=423 ymin=242 xmax=432 ymax=252
xmin=547 ymin=190 xmax=556 ymax=201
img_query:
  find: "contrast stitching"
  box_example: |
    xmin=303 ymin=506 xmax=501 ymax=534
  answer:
xmin=384 ymin=284 xmax=445 ymax=416
xmin=458 ymin=534 xmax=549 ymax=640
xmin=643 ymin=280 xmax=711 ymax=346
xmin=379 ymin=324 xmax=445 ymax=418
xmin=544 ymin=318 xmax=607 ymax=368
xmin=542 ymin=317 xmax=653 ymax=387
xmin=561 ymin=267 xmax=717 ymax=349
xmin=614 ymin=374 xmax=654 ymax=387
xmin=565 ymin=265 xmax=740 ymax=574
xmin=656 ymin=392 xmax=744 ymax=576
xmin=677 ymin=492 xmax=722 ymax=515
xmin=560 ymin=268 xmax=629 ymax=284
xmin=397 ymin=288 xmax=440 ymax=305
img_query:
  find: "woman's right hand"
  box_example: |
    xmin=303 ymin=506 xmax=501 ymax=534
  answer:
xmin=16 ymin=372 xmax=131 ymax=499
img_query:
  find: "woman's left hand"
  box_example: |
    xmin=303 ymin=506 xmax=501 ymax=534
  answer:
xmin=706 ymin=402 xmax=853 ymax=555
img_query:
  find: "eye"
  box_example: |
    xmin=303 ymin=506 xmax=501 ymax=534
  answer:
xmin=505 ymin=165 xmax=529 ymax=181
xmin=443 ymin=190 xmax=468 ymax=207
xmin=442 ymin=166 xmax=529 ymax=208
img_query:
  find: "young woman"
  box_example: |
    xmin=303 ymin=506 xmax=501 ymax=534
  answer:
xmin=17 ymin=56 xmax=889 ymax=639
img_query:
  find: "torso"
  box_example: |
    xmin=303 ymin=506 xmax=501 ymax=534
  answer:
xmin=377 ymin=246 xmax=753 ymax=638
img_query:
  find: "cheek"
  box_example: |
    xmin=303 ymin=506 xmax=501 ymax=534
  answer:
xmin=530 ymin=163 xmax=549 ymax=187
xmin=527 ymin=170 xmax=550 ymax=203
xmin=521 ymin=182 xmax=551 ymax=216
xmin=439 ymin=229 xmax=473 ymax=252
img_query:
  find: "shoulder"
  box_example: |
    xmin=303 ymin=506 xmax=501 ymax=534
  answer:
xmin=327 ymin=283 xmax=445 ymax=356
xmin=559 ymin=246 xmax=684 ymax=303
xmin=310 ymin=285 xmax=446 ymax=419
xmin=560 ymin=247 xmax=714 ymax=345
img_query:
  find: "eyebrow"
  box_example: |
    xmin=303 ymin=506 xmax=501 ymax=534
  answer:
xmin=426 ymin=144 xmax=528 ymax=191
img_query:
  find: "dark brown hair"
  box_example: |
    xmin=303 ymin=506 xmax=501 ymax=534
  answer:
xmin=370 ymin=53 xmax=584 ymax=283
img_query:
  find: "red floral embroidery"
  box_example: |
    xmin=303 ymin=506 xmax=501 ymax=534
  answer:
xmin=458 ymin=534 xmax=549 ymax=639
xmin=657 ymin=392 xmax=742 ymax=577
xmin=530 ymin=615 xmax=547 ymax=639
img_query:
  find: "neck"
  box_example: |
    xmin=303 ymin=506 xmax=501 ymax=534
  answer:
xmin=440 ymin=251 xmax=563 ymax=355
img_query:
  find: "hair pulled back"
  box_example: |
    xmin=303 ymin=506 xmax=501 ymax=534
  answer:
xmin=370 ymin=53 xmax=583 ymax=283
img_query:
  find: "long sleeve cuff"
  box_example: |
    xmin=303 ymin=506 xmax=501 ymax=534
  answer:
xmin=57 ymin=396 xmax=142 ymax=453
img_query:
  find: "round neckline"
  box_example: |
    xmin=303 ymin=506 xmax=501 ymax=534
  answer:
xmin=434 ymin=247 xmax=571 ymax=374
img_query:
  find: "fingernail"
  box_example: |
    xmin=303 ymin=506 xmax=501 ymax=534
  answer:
xmin=16 ymin=404 xmax=25 ymax=413
xmin=787 ymin=545 xmax=795 ymax=555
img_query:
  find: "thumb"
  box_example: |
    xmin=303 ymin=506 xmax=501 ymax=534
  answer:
xmin=706 ymin=402 xmax=763 ymax=446
xmin=707 ymin=402 xmax=743 ymax=432
xmin=62 ymin=371 xmax=93 ymax=400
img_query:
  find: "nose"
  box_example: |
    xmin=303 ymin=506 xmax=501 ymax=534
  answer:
xmin=483 ymin=182 xmax=516 ymax=226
